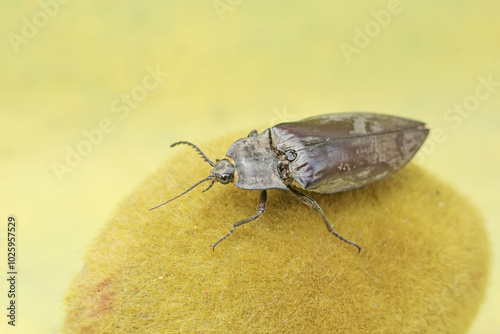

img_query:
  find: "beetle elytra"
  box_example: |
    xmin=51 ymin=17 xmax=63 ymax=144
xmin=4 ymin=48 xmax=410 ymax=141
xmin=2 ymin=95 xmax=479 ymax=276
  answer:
xmin=151 ymin=112 xmax=429 ymax=252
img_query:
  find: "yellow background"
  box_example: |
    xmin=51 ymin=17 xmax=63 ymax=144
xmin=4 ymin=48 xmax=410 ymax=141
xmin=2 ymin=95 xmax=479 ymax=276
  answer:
xmin=0 ymin=1 xmax=498 ymax=333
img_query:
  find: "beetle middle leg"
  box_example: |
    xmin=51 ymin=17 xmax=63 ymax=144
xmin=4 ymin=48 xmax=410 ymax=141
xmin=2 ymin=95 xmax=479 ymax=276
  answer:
xmin=288 ymin=187 xmax=362 ymax=253
xmin=211 ymin=190 xmax=267 ymax=250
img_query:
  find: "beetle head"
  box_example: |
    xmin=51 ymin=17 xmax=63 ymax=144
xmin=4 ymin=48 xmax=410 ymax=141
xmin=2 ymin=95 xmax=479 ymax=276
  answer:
xmin=149 ymin=141 xmax=235 ymax=211
xmin=210 ymin=159 xmax=235 ymax=185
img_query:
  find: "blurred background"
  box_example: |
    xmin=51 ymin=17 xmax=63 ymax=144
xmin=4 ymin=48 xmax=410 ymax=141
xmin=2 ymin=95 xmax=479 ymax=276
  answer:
xmin=0 ymin=1 xmax=498 ymax=333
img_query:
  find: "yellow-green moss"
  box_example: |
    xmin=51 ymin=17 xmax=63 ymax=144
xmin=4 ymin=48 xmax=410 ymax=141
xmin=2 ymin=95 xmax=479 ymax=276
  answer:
xmin=63 ymin=134 xmax=489 ymax=334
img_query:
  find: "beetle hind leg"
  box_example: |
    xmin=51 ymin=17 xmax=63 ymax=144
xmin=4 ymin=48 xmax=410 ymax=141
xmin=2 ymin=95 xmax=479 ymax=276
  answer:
xmin=288 ymin=187 xmax=362 ymax=253
xmin=211 ymin=190 xmax=267 ymax=250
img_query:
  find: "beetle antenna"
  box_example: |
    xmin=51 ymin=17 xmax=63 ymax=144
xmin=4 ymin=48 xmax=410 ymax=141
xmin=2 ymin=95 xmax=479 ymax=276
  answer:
xmin=171 ymin=141 xmax=216 ymax=167
xmin=149 ymin=176 xmax=213 ymax=211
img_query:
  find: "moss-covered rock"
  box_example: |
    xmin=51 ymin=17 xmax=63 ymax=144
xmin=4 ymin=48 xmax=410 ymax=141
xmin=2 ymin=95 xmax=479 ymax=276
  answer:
xmin=63 ymin=134 xmax=489 ymax=334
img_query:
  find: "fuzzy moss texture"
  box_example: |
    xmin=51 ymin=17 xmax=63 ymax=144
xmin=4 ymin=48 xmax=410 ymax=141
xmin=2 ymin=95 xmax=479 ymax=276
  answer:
xmin=63 ymin=134 xmax=489 ymax=334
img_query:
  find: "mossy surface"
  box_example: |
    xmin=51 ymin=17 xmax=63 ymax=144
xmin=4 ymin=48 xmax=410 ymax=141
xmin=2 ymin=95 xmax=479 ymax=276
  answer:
xmin=63 ymin=134 xmax=489 ymax=334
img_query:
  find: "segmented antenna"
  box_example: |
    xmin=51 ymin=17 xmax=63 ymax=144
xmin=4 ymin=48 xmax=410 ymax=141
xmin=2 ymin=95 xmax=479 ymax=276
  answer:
xmin=149 ymin=176 xmax=213 ymax=211
xmin=171 ymin=141 xmax=215 ymax=167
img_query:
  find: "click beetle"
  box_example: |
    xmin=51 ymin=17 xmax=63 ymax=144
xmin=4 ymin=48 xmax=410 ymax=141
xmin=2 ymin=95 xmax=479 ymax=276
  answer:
xmin=151 ymin=112 xmax=429 ymax=252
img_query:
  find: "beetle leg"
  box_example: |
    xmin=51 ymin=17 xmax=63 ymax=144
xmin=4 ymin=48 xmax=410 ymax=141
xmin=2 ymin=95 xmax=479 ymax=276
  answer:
xmin=212 ymin=190 xmax=267 ymax=250
xmin=287 ymin=187 xmax=361 ymax=253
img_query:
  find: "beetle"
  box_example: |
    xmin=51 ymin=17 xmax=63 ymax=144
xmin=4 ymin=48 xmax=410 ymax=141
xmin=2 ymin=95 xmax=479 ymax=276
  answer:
xmin=151 ymin=112 xmax=429 ymax=252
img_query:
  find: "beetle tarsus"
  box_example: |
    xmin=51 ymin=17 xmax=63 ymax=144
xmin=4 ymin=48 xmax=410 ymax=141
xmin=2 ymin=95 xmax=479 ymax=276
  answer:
xmin=288 ymin=187 xmax=362 ymax=253
xmin=328 ymin=225 xmax=362 ymax=253
xmin=211 ymin=190 xmax=267 ymax=250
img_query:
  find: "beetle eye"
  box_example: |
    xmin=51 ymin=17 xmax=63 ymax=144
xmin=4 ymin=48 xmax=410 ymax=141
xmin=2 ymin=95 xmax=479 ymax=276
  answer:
xmin=218 ymin=174 xmax=230 ymax=184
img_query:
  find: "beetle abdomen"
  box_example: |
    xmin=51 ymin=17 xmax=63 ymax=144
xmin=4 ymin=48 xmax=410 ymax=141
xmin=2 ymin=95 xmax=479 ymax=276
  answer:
xmin=271 ymin=113 xmax=429 ymax=193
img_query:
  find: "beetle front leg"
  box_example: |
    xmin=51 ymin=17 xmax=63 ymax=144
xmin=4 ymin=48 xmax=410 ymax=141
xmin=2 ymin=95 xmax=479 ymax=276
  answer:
xmin=288 ymin=187 xmax=362 ymax=253
xmin=212 ymin=190 xmax=267 ymax=250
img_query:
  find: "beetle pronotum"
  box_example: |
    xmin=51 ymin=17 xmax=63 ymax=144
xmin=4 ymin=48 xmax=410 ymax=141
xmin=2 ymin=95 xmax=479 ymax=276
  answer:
xmin=151 ymin=112 xmax=429 ymax=252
